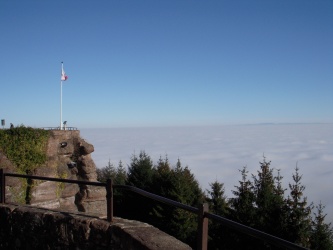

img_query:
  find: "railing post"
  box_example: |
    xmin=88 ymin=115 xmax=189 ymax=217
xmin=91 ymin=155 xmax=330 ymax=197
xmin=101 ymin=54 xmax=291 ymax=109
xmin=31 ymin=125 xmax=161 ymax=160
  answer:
xmin=0 ymin=168 xmax=4 ymax=204
xmin=25 ymin=171 xmax=33 ymax=205
xmin=197 ymin=203 xmax=209 ymax=250
xmin=106 ymin=178 xmax=113 ymax=222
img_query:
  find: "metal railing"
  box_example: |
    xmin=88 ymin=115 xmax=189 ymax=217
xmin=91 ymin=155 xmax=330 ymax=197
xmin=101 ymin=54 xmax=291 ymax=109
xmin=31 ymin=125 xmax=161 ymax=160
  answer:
xmin=0 ymin=169 xmax=113 ymax=221
xmin=0 ymin=169 xmax=307 ymax=250
xmin=42 ymin=127 xmax=78 ymax=131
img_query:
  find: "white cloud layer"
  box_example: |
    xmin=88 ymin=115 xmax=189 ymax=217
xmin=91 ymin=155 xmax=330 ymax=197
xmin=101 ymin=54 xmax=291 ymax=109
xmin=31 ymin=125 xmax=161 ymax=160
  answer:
xmin=81 ymin=124 xmax=333 ymax=224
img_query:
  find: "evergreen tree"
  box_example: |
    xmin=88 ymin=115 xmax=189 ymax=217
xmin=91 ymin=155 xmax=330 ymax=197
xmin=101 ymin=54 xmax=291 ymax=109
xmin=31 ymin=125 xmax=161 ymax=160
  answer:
xmin=169 ymin=159 xmax=203 ymax=205
xmin=96 ymin=159 xmax=116 ymax=183
xmin=156 ymin=159 xmax=204 ymax=248
xmin=285 ymin=165 xmax=312 ymax=248
xmin=206 ymin=181 xmax=228 ymax=215
xmin=124 ymin=151 xmax=155 ymax=222
xmin=310 ymin=202 xmax=333 ymax=249
xmin=150 ymin=156 xmax=173 ymax=229
xmin=115 ymin=160 xmax=127 ymax=185
xmin=230 ymin=166 xmax=257 ymax=249
xmin=274 ymin=169 xmax=289 ymax=239
xmin=126 ymin=151 xmax=154 ymax=191
xmin=252 ymin=157 xmax=286 ymax=238
xmin=230 ymin=166 xmax=256 ymax=227
xmin=152 ymin=155 xmax=172 ymax=197
xmin=112 ymin=160 xmax=127 ymax=217
xmin=205 ymin=180 xmax=231 ymax=249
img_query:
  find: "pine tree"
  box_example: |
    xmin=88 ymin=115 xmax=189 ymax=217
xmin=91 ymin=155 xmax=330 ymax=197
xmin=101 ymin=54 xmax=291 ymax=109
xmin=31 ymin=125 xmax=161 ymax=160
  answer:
xmin=169 ymin=159 xmax=203 ymax=205
xmin=230 ymin=166 xmax=257 ymax=249
xmin=96 ymin=159 xmax=116 ymax=183
xmin=126 ymin=151 xmax=154 ymax=191
xmin=206 ymin=181 xmax=228 ymax=215
xmin=115 ymin=160 xmax=127 ymax=185
xmin=124 ymin=151 xmax=155 ymax=223
xmin=252 ymin=157 xmax=286 ymax=238
xmin=286 ymin=165 xmax=312 ymax=248
xmin=230 ymin=166 xmax=256 ymax=227
xmin=112 ymin=160 xmax=127 ymax=217
xmin=160 ymin=159 xmax=204 ymax=248
xmin=310 ymin=202 xmax=333 ymax=250
xmin=205 ymin=180 xmax=231 ymax=249
xmin=150 ymin=156 xmax=173 ymax=229
xmin=152 ymin=155 xmax=172 ymax=197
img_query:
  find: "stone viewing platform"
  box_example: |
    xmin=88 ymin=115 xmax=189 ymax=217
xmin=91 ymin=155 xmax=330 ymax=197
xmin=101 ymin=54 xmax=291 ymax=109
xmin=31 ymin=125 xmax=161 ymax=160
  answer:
xmin=0 ymin=203 xmax=192 ymax=250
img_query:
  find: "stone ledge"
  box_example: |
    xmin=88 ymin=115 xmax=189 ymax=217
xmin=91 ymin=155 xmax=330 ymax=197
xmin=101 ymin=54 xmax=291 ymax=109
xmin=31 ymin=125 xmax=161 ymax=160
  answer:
xmin=0 ymin=204 xmax=192 ymax=250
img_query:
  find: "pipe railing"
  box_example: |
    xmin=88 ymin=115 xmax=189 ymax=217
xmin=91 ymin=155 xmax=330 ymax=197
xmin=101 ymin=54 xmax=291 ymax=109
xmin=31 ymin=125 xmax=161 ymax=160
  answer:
xmin=0 ymin=169 xmax=308 ymax=250
xmin=0 ymin=170 xmax=113 ymax=221
xmin=42 ymin=127 xmax=78 ymax=130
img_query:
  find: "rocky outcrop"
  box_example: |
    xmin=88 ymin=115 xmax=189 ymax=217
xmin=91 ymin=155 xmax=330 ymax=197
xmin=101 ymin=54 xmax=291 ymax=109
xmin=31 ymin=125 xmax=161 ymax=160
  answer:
xmin=0 ymin=130 xmax=106 ymax=215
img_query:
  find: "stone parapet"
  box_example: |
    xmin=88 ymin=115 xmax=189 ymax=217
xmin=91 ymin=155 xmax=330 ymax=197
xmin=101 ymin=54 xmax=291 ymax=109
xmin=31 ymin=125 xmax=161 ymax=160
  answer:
xmin=0 ymin=204 xmax=192 ymax=250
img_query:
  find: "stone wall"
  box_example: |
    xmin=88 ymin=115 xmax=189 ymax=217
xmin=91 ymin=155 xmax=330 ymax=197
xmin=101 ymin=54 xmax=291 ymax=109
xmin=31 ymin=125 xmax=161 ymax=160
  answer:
xmin=0 ymin=204 xmax=192 ymax=250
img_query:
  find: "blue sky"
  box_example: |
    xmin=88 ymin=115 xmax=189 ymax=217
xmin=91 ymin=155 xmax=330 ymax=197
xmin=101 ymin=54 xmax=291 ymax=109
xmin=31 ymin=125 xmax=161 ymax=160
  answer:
xmin=1 ymin=1 xmax=332 ymax=128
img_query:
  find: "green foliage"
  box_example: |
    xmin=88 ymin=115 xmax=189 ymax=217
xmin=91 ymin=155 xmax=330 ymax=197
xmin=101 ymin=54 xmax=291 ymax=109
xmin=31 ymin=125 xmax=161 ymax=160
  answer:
xmin=155 ymin=159 xmax=203 ymax=247
xmin=122 ymin=151 xmax=156 ymax=223
xmin=127 ymin=151 xmax=154 ymax=190
xmin=205 ymin=180 xmax=232 ymax=249
xmin=285 ymin=165 xmax=313 ymax=248
xmin=230 ymin=166 xmax=256 ymax=226
xmin=252 ymin=157 xmax=287 ymax=237
xmin=310 ymin=202 xmax=333 ymax=250
xmin=104 ymin=151 xmax=333 ymax=249
xmin=96 ymin=159 xmax=117 ymax=183
xmin=96 ymin=159 xmax=127 ymax=185
xmin=229 ymin=166 xmax=259 ymax=249
xmin=0 ymin=125 xmax=49 ymax=173
xmin=228 ymin=159 xmax=332 ymax=249
xmin=114 ymin=161 xmax=127 ymax=185
xmin=206 ymin=181 xmax=229 ymax=215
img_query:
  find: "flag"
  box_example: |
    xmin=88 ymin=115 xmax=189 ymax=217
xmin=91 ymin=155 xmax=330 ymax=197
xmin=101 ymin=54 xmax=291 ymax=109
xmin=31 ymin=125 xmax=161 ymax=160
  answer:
xmin=61 ymin=66 xmax=68 ymax=81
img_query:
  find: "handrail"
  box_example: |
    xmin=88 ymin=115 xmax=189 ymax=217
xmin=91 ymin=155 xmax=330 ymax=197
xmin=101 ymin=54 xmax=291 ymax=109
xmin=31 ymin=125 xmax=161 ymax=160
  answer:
xmin=0 ymin=170 xmax=308 ymax=250
xmin=0 ymin=170 xmax=113 ymax=222
xmin=114 ymin=185 xmax=198 ymax=213
xmin=114 ymin=184 xmax=307 ymax=250
xmin=42 ymin=127 xmax=78 ymax=130
xmin=4 ymin=172 xmax=105 ymax=186
xmin=205 ymin=213 xmax=306 ymax=250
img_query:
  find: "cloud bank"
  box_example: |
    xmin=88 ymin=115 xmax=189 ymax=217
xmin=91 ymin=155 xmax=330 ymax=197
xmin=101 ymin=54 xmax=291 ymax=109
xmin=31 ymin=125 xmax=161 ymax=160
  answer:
xmin=81 ymin=124 xmax=333 ymax=223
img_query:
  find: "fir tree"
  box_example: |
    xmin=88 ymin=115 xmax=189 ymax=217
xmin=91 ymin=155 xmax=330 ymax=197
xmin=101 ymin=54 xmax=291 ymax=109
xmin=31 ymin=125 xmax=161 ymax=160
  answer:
xmin=160 ymin=159 xmax=204 ymax=247
xmin=150 ymin=156 xmax=173 ymax=229
xmin=205 ymin=180 xmax=231 ymax=249
xmin=152 ymin=155 xmax=172 ymax=197
xmin=230 ymin=166 xmax=256 ymax=227
xmin=126 ymin=150 xmax=154 ymax=191
xmin=310 ymin=202 xmax=333 ymax=250
xmin=252 ymin=157 xmax=286 ymax=238
xmin=115 ymin=160 xmax=127 ymax=185
xmin=286 ymin=165 xmax=312 ymax=248
xmin=112 ymin=160 xmax=127 ymax=217
xmin=206 ymin=181 xmax=229 ymax=215
xmin=96 ymin=159 xmax=116 ymax=183
xmin=230 ymin=166 xmax=257 ymax=249
xmin=124 ymin=151 xmax=155 ymax=223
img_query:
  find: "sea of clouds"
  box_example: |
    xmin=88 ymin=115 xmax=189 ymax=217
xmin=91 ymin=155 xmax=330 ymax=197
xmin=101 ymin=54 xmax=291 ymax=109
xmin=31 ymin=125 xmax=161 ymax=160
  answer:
xmin=81 ymin=124 xmax=333 ymax=224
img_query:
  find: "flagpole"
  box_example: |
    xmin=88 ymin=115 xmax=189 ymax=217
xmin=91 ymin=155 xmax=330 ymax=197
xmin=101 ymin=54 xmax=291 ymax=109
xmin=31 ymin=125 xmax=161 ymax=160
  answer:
xmin=60 ymin=62 xmax=63 ymax=130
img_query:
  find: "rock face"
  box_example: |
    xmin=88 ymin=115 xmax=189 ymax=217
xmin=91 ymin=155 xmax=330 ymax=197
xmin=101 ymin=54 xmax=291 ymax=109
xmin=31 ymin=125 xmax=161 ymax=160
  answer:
xmin=0 ymin=130 xmax=106 ymax=215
